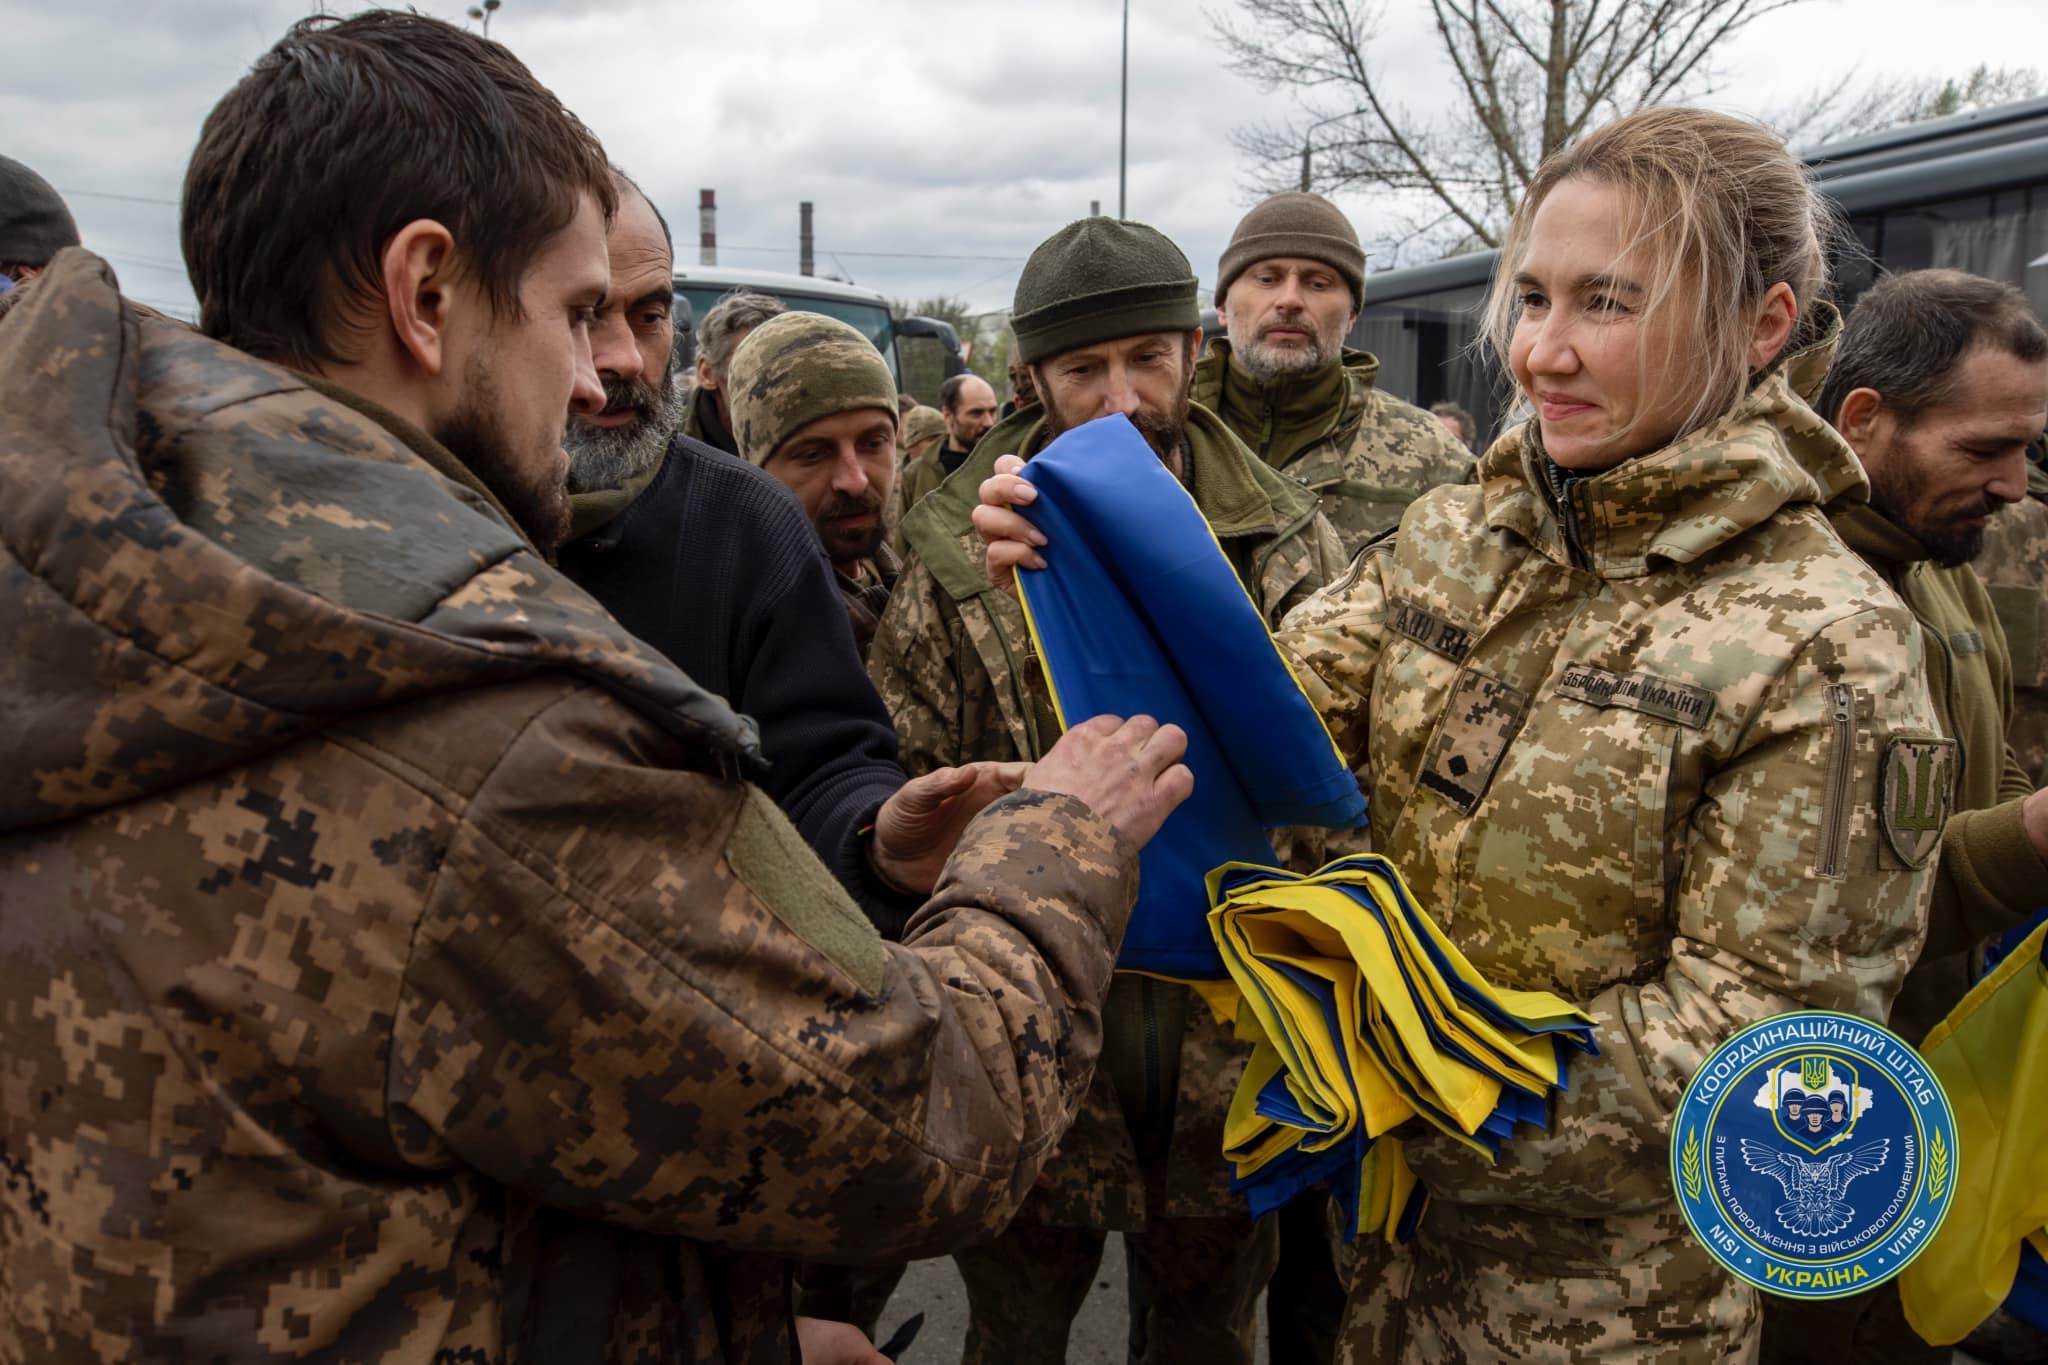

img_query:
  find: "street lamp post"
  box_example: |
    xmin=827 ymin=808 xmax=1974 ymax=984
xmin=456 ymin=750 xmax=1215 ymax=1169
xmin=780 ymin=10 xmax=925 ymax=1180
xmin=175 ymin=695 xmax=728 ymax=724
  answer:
xmin=467 ymin=0 xmax=501 ymax=37
xmin=1118 ymin=0 xmax=1129 ymax=219
xmin=1298 ymin=108 xmax=1362 ymax=192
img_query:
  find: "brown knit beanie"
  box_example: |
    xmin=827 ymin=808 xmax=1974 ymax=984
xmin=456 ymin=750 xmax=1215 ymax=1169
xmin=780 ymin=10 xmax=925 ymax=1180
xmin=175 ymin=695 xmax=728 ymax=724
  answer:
xmin=726 ymin=312 xmax=899 ymax=466
xmin=1215 ymin=192 xmax=1365 ymax=309
xmin=1010 ymin=217 xmax=1200 ymax=364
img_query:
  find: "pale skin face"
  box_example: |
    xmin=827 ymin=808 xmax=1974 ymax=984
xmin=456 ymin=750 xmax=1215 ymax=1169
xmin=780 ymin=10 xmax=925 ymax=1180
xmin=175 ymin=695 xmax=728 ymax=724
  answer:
xmin=943 ymin=375 xmax=999 ymax=449
xmin=763 ymin=407 xmax=899 ymax=567
xmin=1217 ymin=256 xmax=1357 ymax=380
xmin=321 ymin=191 xmax=609 ymax=547
xmin=1030 ymin=329 xmax=1200 ymax=474
xmin=1834 ymin=344 xmax=2048 ymax=563
xmin=1508 ymin=177 xmax=1794 ymax=472
xmin=582 ymin=187 xmax=676 ymax=427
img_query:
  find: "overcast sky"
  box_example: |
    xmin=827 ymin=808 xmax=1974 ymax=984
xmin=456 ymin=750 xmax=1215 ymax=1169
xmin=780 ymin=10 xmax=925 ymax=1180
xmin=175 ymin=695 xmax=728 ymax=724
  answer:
xmin=6 ymin=0 xmax=2046 ymax=323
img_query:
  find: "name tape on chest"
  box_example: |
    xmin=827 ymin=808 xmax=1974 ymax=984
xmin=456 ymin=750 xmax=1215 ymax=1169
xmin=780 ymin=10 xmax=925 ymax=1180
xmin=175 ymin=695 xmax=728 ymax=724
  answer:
xmin=1554 ymin=663 xmax=1717 ymax=730
xmin=1387 ymin=596 xmax=1474 ymax=663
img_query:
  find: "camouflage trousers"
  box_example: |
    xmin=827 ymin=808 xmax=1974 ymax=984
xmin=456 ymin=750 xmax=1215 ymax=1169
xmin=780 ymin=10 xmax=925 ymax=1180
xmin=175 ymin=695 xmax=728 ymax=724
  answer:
xmin=1333 ymin=1201 xmax=1758 ymax=1365
xmin=955 ymin=1210 xmax=1279 ymax=1365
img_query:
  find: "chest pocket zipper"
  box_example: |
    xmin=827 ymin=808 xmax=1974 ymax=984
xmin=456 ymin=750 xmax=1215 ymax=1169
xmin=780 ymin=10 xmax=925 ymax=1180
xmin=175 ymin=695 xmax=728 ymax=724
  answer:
xmin=1815 ymin=684 xmax=1856 ymax=879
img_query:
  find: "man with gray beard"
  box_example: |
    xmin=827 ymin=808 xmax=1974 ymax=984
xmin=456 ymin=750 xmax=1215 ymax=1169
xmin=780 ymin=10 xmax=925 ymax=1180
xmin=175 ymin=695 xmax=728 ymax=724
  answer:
xmin=557 ymin=173 xmax=1016 ymax=941
xmin=1193 ymin=191 xmax=1473 ymax=556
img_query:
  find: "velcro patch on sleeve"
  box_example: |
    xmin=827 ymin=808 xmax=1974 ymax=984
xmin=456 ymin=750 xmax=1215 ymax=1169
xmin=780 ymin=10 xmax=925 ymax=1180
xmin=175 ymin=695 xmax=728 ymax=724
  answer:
xmin=1876 ymin=736 xmax=1957 ymax=869
xmin=1418 ymin=668 xmax=1531 ymax=814
xmin=728 ymin=786 xmax=886 ymax=995
xmin=1553 ymin=663 xmax=1717 ymax=730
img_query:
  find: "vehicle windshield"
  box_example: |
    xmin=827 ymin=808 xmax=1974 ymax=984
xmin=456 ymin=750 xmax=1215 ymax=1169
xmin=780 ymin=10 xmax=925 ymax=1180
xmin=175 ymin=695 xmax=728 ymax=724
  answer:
xmin=675 ymin=285 xmax=898 ymax=381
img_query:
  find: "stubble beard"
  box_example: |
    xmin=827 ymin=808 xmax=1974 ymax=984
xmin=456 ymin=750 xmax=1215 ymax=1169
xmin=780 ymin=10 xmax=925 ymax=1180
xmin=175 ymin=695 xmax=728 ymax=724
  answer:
xmin=1868 ymin=456 xmax=2000 ymax=569
xmin=1234 ymin=314 xmax=1339 ymax=386
xmin=1039 ymin=367 xmax=1194 ymax=477
xmin=436 ymin=356 xmax=571 ymax=553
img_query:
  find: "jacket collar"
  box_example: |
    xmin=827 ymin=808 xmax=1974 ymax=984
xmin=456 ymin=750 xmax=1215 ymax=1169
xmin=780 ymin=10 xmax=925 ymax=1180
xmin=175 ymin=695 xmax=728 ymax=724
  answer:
xmin=1480 ymin=365 xmax=1868 ymax=578
xmin=565 ymin=443 xmax=670 ymax=545
xmin=1832 ymin=500 xmax=1932 ymax=577
xmin=1193 ymin=337 xmax=1356 ymax=472
xmin=899 ymin=399 xmax=1319 ymax=604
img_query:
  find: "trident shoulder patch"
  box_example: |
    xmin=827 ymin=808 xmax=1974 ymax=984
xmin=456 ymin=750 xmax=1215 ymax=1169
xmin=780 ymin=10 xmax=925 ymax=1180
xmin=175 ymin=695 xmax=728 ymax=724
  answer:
xmin=1877 ymin=737 xmax=1955 ymax=869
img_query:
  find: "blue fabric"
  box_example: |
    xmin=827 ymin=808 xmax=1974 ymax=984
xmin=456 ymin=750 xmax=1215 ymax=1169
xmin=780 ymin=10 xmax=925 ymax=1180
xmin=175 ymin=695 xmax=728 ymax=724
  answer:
xmin=2007 ymin=1238 xmax=2048 ymax=1333
xmin=1018 ymin=414 xmax=1365 ymax=978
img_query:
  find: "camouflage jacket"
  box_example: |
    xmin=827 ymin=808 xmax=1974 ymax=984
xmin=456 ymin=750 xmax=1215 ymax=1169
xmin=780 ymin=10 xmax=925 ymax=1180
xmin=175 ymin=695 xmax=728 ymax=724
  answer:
xmin=1278 ymin=369 xmax=1943 ymax=1334
xmin=869 ymin=401 xmax=1348 ymax=1227
xmin=0 ymin=252 xmax=1142 ymax=1365
xmin=1835 ymin=504 xmax=2048 ymax=1040
xmin=1193 ymin=338 xmax=1475 ymax=556
xmin=890 ymin=442 xmax=967 ymax=559
xmin=1974 ymin=459 xmax=2048 ymax=785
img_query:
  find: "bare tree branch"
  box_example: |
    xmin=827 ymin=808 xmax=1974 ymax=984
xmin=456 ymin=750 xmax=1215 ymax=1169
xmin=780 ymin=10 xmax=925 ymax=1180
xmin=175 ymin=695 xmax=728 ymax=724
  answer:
xmin=1212 ymin=0 xmax=1835 ymax=259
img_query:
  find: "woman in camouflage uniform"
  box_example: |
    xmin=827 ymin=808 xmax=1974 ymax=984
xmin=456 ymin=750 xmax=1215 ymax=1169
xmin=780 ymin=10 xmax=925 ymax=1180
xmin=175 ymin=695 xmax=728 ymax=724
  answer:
xmin=979 ymin=106 xmax=1948 ymax=1364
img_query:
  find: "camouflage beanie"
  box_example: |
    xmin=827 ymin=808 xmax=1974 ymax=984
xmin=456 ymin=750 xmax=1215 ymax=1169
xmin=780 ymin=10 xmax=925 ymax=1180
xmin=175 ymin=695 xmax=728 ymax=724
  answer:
xmin=725 ymin=312 xmax=899 ymax=466
xmin=902 ymin=404 xmax=947 ymax=450
xmin=1010 ymin=217 xmax=1200 ymax=365
xmin=1215 ymin=192 xmax=1365 ymax=309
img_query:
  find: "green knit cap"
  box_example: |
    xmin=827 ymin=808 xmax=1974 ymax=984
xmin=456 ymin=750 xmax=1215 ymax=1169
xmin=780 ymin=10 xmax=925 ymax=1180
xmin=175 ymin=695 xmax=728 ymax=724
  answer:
xmin=1010 ymin=217 xmax=1200 ymax=364
xmin=1215 ymin=192 xmax=1365 ymax=308
xmin=725 ymin=312 xmax=899 ymax=466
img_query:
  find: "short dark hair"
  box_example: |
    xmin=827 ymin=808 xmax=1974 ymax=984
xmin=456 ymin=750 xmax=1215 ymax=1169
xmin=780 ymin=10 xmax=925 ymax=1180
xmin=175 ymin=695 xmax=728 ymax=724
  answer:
xmin=939 ymin=373 xmax=982 ymax=412
xmin=1429 ymin=400 xmax=1477 ymax=448
xmin=611 ymin=167 xmax=672 ymax=258
xmin=1819 ymin=269 xmax=2048 ymax=428
xmin=182 ymin=11 xmax=616 ymax=368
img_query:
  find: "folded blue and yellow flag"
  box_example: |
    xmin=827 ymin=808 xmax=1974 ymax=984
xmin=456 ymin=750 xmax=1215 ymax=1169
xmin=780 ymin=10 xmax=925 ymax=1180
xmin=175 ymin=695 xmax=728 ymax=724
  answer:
xmin=1208 ymin=855 xmax=1598 ymax=1241
xmin=1900 ymin=913 xmax=2048 ymax=1346
xmin=1015 ymin=414 xmax=1366 ymax=979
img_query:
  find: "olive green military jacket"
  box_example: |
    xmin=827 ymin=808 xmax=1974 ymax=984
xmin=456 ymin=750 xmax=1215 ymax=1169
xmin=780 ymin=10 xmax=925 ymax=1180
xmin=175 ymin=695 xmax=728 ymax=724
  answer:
xmin=869 ymin=401 xmax=1349 ymax=1227
xmin=1834 ymin=503 xmax=2047 ymax=1040
xmin=1974 ymin=459 xmax=2048 ymax=784
xmin=1277 ymin=370 xmax=1943 ymax=1343
xmin=0 ymin=253 xmax=1143 ymax=1365
xmin=1193 ymin=338 xmax=1475 ymax=556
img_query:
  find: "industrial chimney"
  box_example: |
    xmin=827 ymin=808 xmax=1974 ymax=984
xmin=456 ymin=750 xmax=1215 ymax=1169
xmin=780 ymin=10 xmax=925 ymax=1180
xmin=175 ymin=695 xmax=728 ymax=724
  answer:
xmin=799 ymin=201 xmax=815 ymax=277
xmin=698 ymin=189 xmax=716 ymax=266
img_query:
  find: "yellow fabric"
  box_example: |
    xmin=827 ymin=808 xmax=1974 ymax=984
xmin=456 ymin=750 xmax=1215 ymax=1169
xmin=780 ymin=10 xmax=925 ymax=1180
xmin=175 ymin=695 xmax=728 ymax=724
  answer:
xmin=1899 ymin=921 xmax=2048 ymax=1346
xmin=1206 ymin=855 xmax=1594 ymax=1242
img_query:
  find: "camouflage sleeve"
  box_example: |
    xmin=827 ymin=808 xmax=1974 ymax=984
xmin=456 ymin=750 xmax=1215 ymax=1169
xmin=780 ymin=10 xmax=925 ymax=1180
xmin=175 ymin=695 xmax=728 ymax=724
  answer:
xmin=867 ymin=556 xmax=963 ymax=777
xmin=1273 ymin=536 xmax=1397 ymax=766
xmin=1403 ymin=605 xmax=1941 ymax=1215
xmin=385 ymin=683 xmax=1137 ymax=1262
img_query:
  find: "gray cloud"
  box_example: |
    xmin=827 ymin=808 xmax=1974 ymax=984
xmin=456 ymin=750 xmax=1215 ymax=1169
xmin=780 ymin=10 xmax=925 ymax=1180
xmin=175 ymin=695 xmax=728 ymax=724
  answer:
xmin=5 ymin=0 xmax=2045 ymax=324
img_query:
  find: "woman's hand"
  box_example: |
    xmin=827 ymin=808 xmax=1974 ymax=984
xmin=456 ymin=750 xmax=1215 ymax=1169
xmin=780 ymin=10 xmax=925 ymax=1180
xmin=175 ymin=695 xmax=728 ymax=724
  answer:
xmin=970 ymin=453 xmax=1046 ymax=595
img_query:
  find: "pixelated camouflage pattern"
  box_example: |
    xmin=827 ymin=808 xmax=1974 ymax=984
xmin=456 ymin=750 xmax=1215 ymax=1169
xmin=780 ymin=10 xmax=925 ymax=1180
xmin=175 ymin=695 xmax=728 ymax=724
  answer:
xmin=0 ymin=252 xmax=1143 ymax=1364
xmin=1832 ymin=503 xmax=2045 ymax=1044
xmin=869 ymin=399 xmax=1348 ymax=1230
xmin=1973 ymin=460 xmax=2048 ymax=784
xmin=724 ymin=311 xmax=897 ymax=467
xmin=1278 ymin=365 xmax=1943 ymax=1362
xmin=1194 ymin=339 xmax=1475 ymax=557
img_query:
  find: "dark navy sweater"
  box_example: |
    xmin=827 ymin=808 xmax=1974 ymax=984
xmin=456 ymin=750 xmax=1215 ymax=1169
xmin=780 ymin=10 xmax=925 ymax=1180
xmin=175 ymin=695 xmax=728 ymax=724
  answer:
xmin=559 ymin=434 xmax=919 ymax=937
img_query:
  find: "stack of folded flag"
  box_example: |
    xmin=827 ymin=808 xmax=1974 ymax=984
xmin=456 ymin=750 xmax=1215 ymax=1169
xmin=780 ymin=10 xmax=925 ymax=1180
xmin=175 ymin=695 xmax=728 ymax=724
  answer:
xmin=1207 ymin=855 xmax=1599 ymax=1243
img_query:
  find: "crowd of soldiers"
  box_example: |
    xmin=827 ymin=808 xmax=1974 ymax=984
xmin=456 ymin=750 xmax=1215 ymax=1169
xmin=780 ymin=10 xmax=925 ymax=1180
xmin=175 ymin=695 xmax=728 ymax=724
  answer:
xmin=2 ymin=9 xmax=2045 ymax=1365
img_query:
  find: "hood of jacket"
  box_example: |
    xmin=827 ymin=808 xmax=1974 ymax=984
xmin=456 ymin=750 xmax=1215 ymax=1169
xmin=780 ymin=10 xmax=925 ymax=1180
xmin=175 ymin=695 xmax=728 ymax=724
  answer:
xmin=0 ymin=250 xmax=759 ymax=832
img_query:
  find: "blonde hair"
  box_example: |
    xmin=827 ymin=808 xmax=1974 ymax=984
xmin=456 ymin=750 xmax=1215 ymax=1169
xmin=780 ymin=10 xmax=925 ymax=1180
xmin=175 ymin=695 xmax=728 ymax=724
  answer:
xmin=1481 ymin=106 xmax=1837 ymax=445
